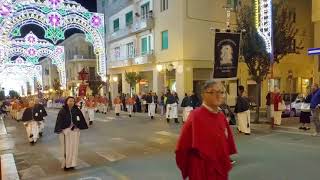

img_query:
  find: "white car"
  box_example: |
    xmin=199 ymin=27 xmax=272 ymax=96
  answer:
xmin=289 ymin=98 xmax=304 ymax=117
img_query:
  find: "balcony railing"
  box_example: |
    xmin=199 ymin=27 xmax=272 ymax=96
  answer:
xmin=108 ymin=13 xmax=154 ymax=42
xmin=108 ymin=50 xmax=154 ymax=68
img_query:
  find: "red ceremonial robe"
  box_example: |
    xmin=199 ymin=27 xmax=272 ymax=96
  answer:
xmin=175 ymin=106 xmax=237 ymax=180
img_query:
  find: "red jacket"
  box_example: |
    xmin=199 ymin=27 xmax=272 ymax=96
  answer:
xmin=273 ymin=93 xmax=282 ymax=111
xmin=175 ymin=106 xmax=237 ymax=180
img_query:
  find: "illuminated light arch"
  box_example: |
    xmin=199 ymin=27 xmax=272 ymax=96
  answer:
xmin=255 ymin=0 xmax=273 ymax=54
xmin=0 ymin=0 xmax=106 ymax=77
xmin=7 ymin=31 xmax=66 ymax=88
xmin=0 ymin=57 xmax=43 ymax=88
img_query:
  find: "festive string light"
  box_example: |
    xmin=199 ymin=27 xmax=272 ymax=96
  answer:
xmin=7 ymin=31 xmax=66 ymax=88
xmin=255 ymin=0 xmax=273 ymax=54
xmin=0 ymin=0 xmax=106 ymax=77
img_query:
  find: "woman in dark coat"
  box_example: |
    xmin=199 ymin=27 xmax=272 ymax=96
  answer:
xmin=54 ymin=96 xmax=88 ymax=171
xmin=300 ymin=92 xmax=312 ymax=130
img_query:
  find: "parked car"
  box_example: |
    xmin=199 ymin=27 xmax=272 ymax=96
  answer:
xmin=282 ymin=96 xmax=304 ymax=117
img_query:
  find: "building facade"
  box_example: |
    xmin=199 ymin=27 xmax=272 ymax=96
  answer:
xmin=98 ymin=0 xmax=314 ymax=108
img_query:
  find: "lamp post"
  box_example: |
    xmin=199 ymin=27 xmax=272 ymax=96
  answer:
xmin=288 ymin=70 xmax=293 ymax=115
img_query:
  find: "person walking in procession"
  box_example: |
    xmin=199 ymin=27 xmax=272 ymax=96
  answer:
xmin=166 ymin=90 xmax=179 ymax=124
xmin=85 ymin=96 xmax=96 ymax=125
xmin=181 ymin=93 xmax=193 ymax=123
xmin=146 ymin=91 xmax=157 ymax=119
xmin=114 ymin=96 xmax=121 ymax=116
xmin=34 ymin=98 xmax=47 ymax=137
xmin=175 ymin=80 xmax=237 ymax=180
xmin=299 ymin=88 xmax=312 ymax=130
xmin=310 ymin=84 xmax=320 ymax=136
xmin=234 ymin=85 xmax=251 ymax=135
xmin=54 ymin=96 xmax=88 ymax=171
xmin=22 ymin=100 xmax=40 ymax=145
xmin=273 ymin=87 xmax=284 ymax=126
xmin=126 ymin=96 xmax=135 ymax=117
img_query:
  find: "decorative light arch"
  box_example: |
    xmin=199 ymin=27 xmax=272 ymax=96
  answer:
xmin=0 ymin=0 xmax=106 ymax=77
xmin=0 ymin=57 xmax=43 ymax=88
xmin=7 ymin=31 xmax=66 ymax=88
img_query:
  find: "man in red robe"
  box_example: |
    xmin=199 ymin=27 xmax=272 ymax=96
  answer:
xmin=175 ymin=80 xmax=237 ymax=180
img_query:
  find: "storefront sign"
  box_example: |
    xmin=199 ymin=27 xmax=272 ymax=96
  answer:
xmin=213 ymin=32 xmax=241 ymax=79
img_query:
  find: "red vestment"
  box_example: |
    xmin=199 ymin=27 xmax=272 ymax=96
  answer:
xmin=175 ymin=106 xmax=237 ymax=180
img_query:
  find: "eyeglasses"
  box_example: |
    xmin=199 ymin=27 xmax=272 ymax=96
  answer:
xmin=205 ymin=91 xmax=225 ymax=96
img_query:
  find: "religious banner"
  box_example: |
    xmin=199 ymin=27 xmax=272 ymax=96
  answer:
xmin=78 ymin=84 xmax=87 ymax=97
xmin=213 ymin=32 xmax=241 ymax=79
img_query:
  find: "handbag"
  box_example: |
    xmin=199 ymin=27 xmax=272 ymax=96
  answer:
xmin=278 ymin=100 xmax=286 ymax=111
xmin=301 ymin=103 xmax=311 ymax=112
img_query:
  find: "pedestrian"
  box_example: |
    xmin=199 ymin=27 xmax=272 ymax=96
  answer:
xmin=266 ymin=91 xmax=272 ymax=120
xmin=166 ymin=90 xmax=179 ymax=123
xmin=85 ymin=96 xmax=96 ymax=125
xmin=34 ymin=98 xmax=48 ymax=137
xmin=114 ymin=96 xmax=121 ymax=116
xmin=135 ymin=94 xmax=142 ymax=113
xmin=310 ymin=84 xmax=320 ymax=136
xmin=101 ymin=95 xmax=109 ymax=114
xmin=299 ymin=89 xmax=312 ymax=130
xmin=190 ymin=91 xmax=200 ymax=109
xmin=21 ymin=100 xmax=39 ymax=145
xmin=181 ymin=93 xmax=193 ymax=123
xmin=126 ymin=96 xmax=135 ymax=117
xmin=146 ymin=91 xmax=157 ymax=119
xmin=235 ymin=85 xmax=251 ymax=135
xmin=273 ymin=87 xmax=283 ymax=126
xmin=159 ymin=93 xmax=165 ymax=116
xmin=175 ymin=80 xmax=237 ymax=180
xmin=54 ymin=96 xmax=88 ymax=171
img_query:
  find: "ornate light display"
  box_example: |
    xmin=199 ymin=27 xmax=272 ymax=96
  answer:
xmin=255 ymin=0 xmax=273 ymax=54
xmin=0 ymin=0 xmax=106 ymax=77
xmin=0 ymin=57 xmax=43 ymax=88
xmin=6 ymin=32 xmax=67 ymax=88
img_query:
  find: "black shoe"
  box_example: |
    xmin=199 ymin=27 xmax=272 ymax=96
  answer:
xmin=129 ymin=115 xmax=132 ymax=117
xmin=167 ymin=118 xmax=170 ymax=123
xmin=299 ymin=126 xmax=304 ymax=130
xmin=64 ymin=167 xmax=75 ymax=171
xmin=96 ymin=110 xmax=100 ymax=113
xmin=305 ymin=127 xmax=311 ymax=130
xmin=89 ymin=121 xmax=93 ymax=125
xmin=29 ymin=134 xmax=33 ymax=138
xmin=39 ymin=132 xmax=43 ymax=137
xmin=30 ymin=141 xmax=35 ymax=145
xmin=116 ymin=113 xmax=120 ymax=116
xmin=151 ymin=116 xmax=154 ymax=119
xmin=245 ymin=133 xmax=251 ymax=135
xmin=174 ymin=118 xmax=179 ymax=124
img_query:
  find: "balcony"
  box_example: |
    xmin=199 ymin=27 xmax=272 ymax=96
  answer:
xmin=108 ymin=13 xmax=154 ymax=42
xmin=107 ymin=50 xmax=154 ymax=68
xmin=69 ymin=55 xmax=96 ymax=62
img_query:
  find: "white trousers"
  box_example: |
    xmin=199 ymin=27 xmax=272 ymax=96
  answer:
xmin=148 ymin=103 xmax=156 ymax=117
xmin=274 ymin=111 xmax=282 ymax=125
xmin=88 ymin=109 xmax=95 ymax=122
xmin=25 ymin=121 xmax=39 ymax=142
xmin=59 ymin=128 xmax=80 ymax=168
xmin=237 ymin=110 xmax=251 ymax=134
xmin=127 ymin=105 xmax=133 ymax=115
xmin=115 ymin=104 xmax=121 ymax=114
xmin=166 ymin=103 xmax=178 ymax=119
xmin=183 ymin=107 xmax=193 ymax=122
xmin=39 ymin=121 xmax=45 ymax=133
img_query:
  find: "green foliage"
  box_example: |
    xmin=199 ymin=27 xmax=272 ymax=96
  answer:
xmin=9 ymin=90 xmax=20 ymax=99
xmin=88 ymin=76 xmax=105 ymax=96
xmin=125 ymin=72 xmax=143 ymax=88
xmin=53 ymin=78 xmax=63 ymax=96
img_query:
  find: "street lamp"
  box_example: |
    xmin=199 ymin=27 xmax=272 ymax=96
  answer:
xmin=113 ymin=76 xmax=118 ymax=82
xmin=156 ymin=64 xmax=163 ymax=72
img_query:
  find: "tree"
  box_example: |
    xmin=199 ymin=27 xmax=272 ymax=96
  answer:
xmin=9 ymin=90 xmax=19 ymax=99
xmin=53 ymin=78 xmax=63 ymax=96
xmin=125 ymin=71 xmax=143 ymax=96
xmin=237 ymin=1 xmax=303 ymax=122
xmin=88 ymin=76 xmax=105 ymax=96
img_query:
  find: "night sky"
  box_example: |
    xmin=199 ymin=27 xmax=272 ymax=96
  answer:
xmin=20 ymin=0 xmax=97 ymax=43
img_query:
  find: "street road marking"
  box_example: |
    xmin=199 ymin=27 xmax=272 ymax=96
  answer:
xmin=95 ymin=118 xmax=112 ymax=122
xmin=96 ymin=150 xmax=126 ymax=162
xmin=155 ymin=131 xmax=179 ymax=137
xmin=149 ymin=137 xmax=170 ymax=144
xmin=0 ymin=118 xmax=7 ymax=135
xmin=1 ymin=154 xmax=20 ymax=180
xmin=79 ymin=177 xmax=102 ymax=180
xmin=272 ymin=129 xmax=312 ymax=136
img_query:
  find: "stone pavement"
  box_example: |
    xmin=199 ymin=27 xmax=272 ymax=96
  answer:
xmin=1 ymin=109 xmax=320 ymax=180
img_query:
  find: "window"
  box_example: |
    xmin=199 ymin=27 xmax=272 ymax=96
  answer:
xmin=113 ymin=18 xmax=119 ymax=32
xmin=141 ymin=37 xmax=148 ymax=55
xmin=141 ymin=2 xmax=150 ymax=19
xmin=126 ymin=42 xmax=135 ymax=58
xmin=161 ymin=30 xmax=168 ymax=50
xmin=114 ymin=47 xmax=120 ymax=60
xmin=125 ymin=11 xmax=133 ymax=26
xmin=161 ymin=0 xmax=168 ymax=12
